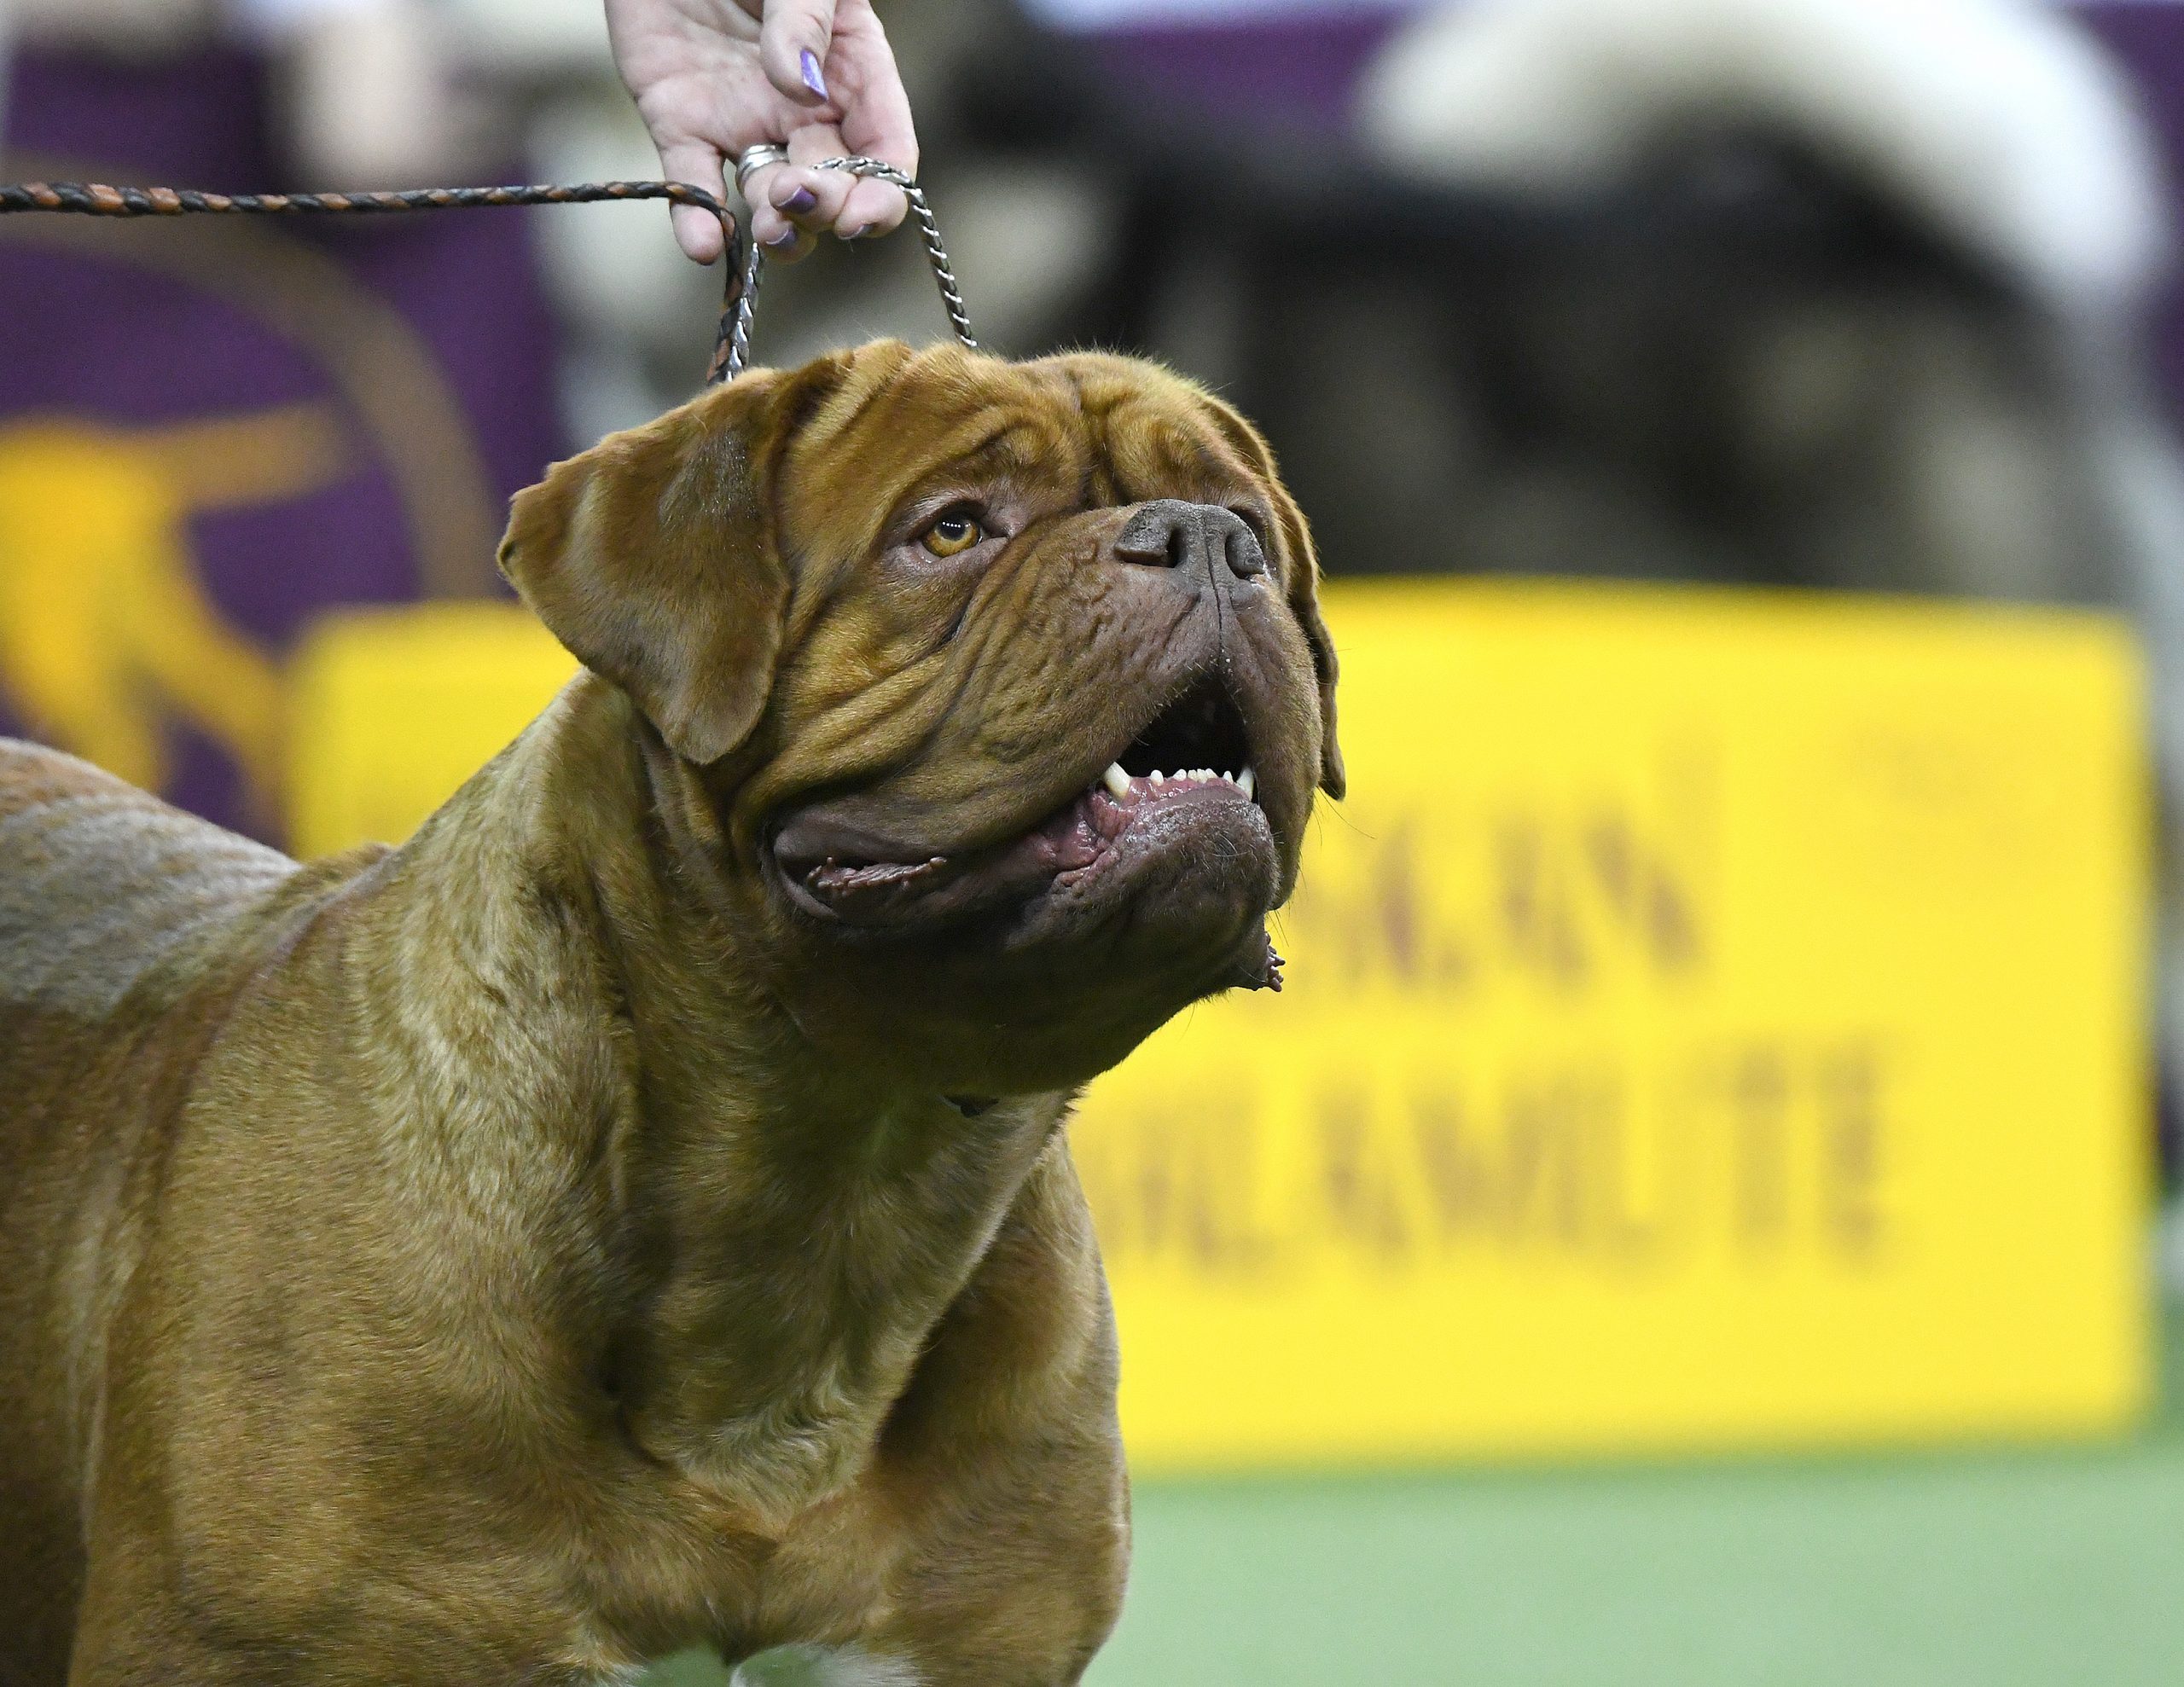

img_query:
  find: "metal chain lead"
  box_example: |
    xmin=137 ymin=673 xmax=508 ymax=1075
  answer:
xmin=721 ymin=156 xmax=977 ymax=383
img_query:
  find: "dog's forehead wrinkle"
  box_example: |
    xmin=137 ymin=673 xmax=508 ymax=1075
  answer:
xmin=897 ymin=416 xmax=1060 ymax=507
xmin=793 ymin=405 xmax=1077 ymax=564
xmin=1064 ymin=386 xmax=1254 ymax=515
xmin=801 ymin=359 xmax=906 ymax=458
xmin=817 ymin=345 xmax=1025 ymax=443
xmin=1123 ymin=420 xmax=1246 ymax=506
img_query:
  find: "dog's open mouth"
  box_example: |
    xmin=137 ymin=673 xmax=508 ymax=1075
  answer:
xmin=774 ymin=676 xmax=1268 ymax=929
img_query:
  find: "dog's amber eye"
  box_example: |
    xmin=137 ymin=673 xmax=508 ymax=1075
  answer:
xmin=921 ymin=509 xmax=985 ymax=558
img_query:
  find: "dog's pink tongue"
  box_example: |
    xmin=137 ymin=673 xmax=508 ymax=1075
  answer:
xmin=809 ymin=854 xmax=950 ymax=916
xmin=803 ymin=790 xmax=1107 ymax=919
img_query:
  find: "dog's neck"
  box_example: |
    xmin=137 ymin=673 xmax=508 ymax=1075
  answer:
xmin=374 ymin=675 xmax=1066 ymax=1521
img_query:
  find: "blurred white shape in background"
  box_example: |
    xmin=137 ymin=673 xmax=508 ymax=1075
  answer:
xmin=2 ymin=0 xmax=490 ymax=188
xmin=440 ymin=0 xmax=611 ymax=77
xmin=1365 ymin=0 xmax=2184 ymax=1247
xmin=1361 ymin=0 xmax=2171 ymax=324
xmin=252 ymin=0 xmax=488 ymax=189
xmin=523 ymin=80 xmax=722 ymax=443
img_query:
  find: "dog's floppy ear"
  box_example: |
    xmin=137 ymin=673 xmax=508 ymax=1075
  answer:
xmin=1195 ymin=395 xmax=1345 ymax=800
xmin=498 ymin=368 xmax=814 ymax=766
xmin=1277 ymin=498 xmax=1346 ymax=801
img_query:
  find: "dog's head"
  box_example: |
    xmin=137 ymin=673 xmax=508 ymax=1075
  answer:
xmin=500 ymin=342 xmax=1341 ymax=1093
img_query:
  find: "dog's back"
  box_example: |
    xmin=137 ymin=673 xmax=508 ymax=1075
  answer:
xmin=0 ymin=739 xmax=300 ymax=1682
xmin=0 ymin=739 xmax=296 ymax=1022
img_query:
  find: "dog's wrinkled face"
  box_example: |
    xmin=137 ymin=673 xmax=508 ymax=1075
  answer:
xmin=500 ymin=342 xmax=1341 ymax=1093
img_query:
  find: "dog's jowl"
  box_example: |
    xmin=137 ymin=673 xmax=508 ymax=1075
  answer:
xmin=0 ymin=344 xmax=1340 ymax=1685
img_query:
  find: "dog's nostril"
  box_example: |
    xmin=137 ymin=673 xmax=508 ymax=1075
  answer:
xmin=1113 ymin=498 xmax=1265 ymax=579
xmin=1224 ymin=526 xmax=1268 ymax=579
xmin=1113 ymin=499 xmax=1193 ymax=569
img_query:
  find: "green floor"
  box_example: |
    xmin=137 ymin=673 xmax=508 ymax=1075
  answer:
xmin=663 ymin=1313 xmax=2184 ymax=1686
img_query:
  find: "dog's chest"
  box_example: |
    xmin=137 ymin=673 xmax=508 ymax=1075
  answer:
xmin=630 ymin=1093 xmax=1066 ymax=1527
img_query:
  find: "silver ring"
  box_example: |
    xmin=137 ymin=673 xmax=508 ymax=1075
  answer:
xmin=733 ymin=144 xmax=791 ymax=201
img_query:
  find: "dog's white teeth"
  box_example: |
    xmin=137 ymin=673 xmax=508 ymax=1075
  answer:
xmin=1101 ymin=762 xmax=1132 ymax=799
xmin=1238 ymin=767 xmax=1256 ymax=800
xmin=1150 ymin=770 xmax=1166 ymax=787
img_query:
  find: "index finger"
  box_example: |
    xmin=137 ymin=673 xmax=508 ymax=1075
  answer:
xmin=838 ymin=176 xmax=908 ymax=238
xmin=835 ymin=61 xmax=917 ymax=236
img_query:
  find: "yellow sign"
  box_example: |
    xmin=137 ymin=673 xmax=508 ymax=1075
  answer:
xmin=1078 ymin=581 xmax=2151 ymax=1470
xmin=288 ymin=583 xmax=2153 ymax=1471
xmin=288 ymin=602 xmax=575 ymax=860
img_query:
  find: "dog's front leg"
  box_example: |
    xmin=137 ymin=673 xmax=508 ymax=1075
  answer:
xmin=838 ymin=1203 xmax=1130 ymax=1684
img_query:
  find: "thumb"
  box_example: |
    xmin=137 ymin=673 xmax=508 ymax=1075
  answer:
xmin=760 ymin=0 xmax=840 ymax=107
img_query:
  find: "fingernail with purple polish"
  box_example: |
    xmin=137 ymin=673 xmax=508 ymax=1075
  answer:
xmin=775 ymin=186 xmax=817 ymax=214
xmin=846 ymin=223 xmax=875 ymax=240
xmin=765 ymin=228 xmax=799 ymax=249
xmin=800 ymin=49 xmax=828 ymax=101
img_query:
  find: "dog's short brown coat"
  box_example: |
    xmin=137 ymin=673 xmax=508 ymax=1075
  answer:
xmin=0 ymin=344 xmax=1339 ymax=1684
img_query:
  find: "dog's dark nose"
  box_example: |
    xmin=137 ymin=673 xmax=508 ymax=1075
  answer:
xmin=1112 ymin=499 xmax=1268 ymax=580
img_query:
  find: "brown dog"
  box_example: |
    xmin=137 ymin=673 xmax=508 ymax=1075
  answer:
xmin=0 ymin=342 xmax=1342 ymax=1685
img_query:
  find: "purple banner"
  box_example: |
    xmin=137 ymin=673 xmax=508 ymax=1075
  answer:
xmin=0 ymin=45 xmax=564 ymax=841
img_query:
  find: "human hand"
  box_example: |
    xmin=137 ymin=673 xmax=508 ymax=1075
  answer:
xmin=606 ymin=0 xmax=918 ymax=264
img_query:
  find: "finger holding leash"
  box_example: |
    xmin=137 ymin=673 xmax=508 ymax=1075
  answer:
xmin=607 ymin=0 xmax=914 ymax=264
xmin=734 ymin=143 xmax=812 ymax=258
xmin=741 ymin=128 xmax=857 ymax=252
xmin=739 ymin=112 xmax=915 ymax=250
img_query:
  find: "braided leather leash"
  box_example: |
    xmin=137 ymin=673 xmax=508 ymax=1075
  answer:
xmin=0 ymin=162 xmax=978 ymax=385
